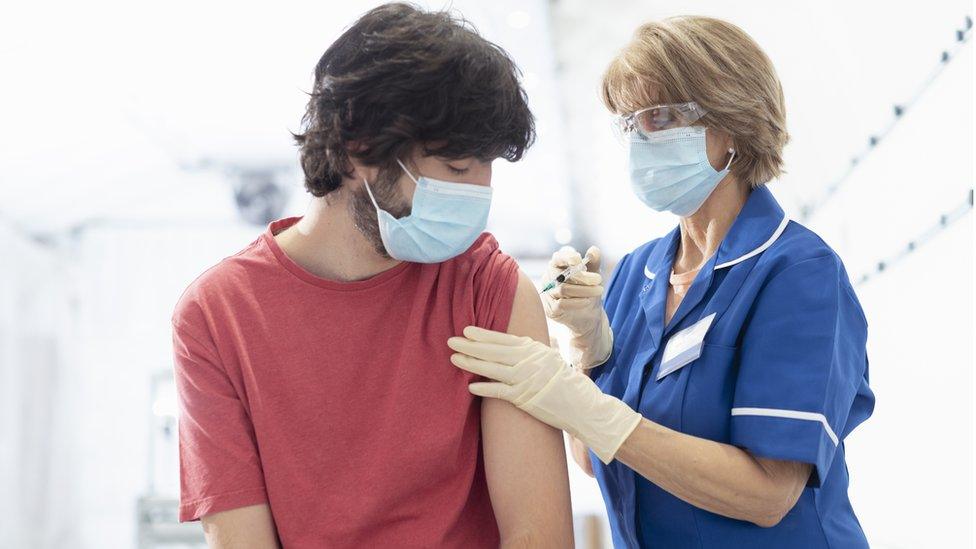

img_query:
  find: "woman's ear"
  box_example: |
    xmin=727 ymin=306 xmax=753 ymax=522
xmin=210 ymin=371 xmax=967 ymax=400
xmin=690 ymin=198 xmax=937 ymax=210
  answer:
xmin=705 ymin=129 xmax=735 ymax=172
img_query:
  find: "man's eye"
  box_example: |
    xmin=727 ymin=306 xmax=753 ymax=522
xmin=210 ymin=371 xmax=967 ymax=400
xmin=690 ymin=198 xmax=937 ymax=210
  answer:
xmin=448 ymin=166 xmax=469 ymax=175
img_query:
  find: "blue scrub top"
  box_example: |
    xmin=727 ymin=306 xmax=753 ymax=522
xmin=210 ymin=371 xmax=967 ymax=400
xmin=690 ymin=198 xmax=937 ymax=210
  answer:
xmin=591 ymin=186 xmax=875 ymax=548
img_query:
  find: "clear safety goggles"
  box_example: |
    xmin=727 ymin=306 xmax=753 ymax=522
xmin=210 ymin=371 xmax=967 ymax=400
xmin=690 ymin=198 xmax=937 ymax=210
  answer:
xmin=612 ymin=101 xmax=708 ymax=142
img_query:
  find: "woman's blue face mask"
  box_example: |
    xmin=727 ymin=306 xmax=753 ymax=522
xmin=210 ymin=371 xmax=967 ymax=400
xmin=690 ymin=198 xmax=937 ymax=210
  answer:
xmin=628 ymin=126 xmax=735 ymax=217
xmin=362 ymin=159 xmax=492 ymax=263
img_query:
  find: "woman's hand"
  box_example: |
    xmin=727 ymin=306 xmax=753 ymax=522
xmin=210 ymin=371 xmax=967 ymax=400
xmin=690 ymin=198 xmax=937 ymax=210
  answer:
xmin=448 ymin=326 xmax=641 ymax=464
xmin=541 ymin=246 xmax=613 ymax=369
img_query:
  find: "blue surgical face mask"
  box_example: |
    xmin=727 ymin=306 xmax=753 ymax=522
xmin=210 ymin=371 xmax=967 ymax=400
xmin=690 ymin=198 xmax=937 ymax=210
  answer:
xmin=362 ymin=159 xmax=492 ymax=263
xmin=628 ymin=126 xmax=735 ymax=217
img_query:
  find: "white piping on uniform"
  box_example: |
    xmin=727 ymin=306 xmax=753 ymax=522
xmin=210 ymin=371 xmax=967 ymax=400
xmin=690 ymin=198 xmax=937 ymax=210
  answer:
xmin=731 ymin=407 xmax=839 ymax=446
xmin=644 ymin=265 xmax=656 ymax=280
xmin=714 ymin=215 xmax=790 ymax=270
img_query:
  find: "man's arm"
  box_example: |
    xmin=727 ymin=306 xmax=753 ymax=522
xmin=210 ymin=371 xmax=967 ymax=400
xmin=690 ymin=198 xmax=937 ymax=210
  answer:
xmin=481 ymin=271 xmax=575 ymax=548
xmin=200 ymin=504 xmax=280 ymax=549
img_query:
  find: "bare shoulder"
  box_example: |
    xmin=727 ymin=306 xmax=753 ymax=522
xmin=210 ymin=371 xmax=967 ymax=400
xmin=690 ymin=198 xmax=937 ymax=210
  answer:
xmin=481 ymin=271 xmax=574 ymax=545
xmin=506 ymin=271 xmax=548 ymax=343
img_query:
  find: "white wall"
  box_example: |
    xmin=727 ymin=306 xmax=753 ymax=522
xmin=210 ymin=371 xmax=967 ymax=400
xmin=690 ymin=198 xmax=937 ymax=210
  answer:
xmin=0 ymin=228 xmax=77 ymax=548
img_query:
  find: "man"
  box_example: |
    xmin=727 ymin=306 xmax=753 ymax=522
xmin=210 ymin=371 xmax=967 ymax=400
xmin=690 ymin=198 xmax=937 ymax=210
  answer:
xmin=171 ymin=3 xmax=573 ymax=548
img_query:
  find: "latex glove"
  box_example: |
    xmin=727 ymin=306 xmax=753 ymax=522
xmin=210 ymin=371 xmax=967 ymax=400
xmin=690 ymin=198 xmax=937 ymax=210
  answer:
xmin=448 ymin=326 xmax=642 ymax=464
xmin=541 ymin=246 xmax=613 ymax=369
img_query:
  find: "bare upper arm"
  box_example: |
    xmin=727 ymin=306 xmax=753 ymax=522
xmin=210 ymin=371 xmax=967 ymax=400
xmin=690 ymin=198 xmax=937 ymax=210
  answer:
xmin=200 ymin=503 xmax=280 ymax=549
xmin=481 ymin=271 xmax=574 ymax=547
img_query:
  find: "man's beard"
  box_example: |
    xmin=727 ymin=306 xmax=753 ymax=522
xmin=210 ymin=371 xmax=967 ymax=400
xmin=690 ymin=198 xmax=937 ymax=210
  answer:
xmin=349 ymin=167 xmax=412 ymax=259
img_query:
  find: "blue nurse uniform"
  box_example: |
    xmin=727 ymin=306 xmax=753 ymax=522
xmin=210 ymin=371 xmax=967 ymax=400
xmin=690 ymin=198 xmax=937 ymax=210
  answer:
xmin=591 ymin=186 xmax=875 ymax=548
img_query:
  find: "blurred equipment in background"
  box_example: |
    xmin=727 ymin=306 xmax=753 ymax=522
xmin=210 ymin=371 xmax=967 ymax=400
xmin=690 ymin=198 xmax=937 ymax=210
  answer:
xmin=232 ymin=168 xmax=294 ymax=226
xmin=138 ymin=371 xmax=205 ymax=548
xmin=137 ymin=496 xmax=204 ymax=549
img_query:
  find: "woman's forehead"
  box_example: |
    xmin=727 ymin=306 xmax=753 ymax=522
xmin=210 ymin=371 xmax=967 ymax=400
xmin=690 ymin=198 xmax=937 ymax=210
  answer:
xmin=611 ymin=77 xmax=669 ymax=113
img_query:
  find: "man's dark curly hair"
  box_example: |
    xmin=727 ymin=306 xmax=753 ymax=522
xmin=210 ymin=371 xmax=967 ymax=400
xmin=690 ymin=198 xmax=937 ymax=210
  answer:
xmin=292 ymin=2 xmax=535 ymax=197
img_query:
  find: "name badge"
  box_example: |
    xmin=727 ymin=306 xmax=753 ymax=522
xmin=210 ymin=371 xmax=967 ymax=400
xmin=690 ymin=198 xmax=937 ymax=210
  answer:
xmin=657 ymin=313 xmax=716 ymax=381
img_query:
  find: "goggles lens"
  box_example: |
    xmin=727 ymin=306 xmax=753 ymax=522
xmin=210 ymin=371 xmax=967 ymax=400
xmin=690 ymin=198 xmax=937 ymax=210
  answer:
xmin=613 ymin=102 xmax=708 ymax=141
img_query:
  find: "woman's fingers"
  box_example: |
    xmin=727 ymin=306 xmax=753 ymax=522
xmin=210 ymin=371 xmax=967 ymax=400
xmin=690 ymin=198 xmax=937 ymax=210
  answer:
xmin=583 ymin=246 xmax=602 ymax=275
xmin=461 ymin=325 xmax=529 ymax=346
xmin=450 ymin=354 xmax=516 ymax=384
xmin=548 ymin=297 xmax=594 ymax=316
xmin=550 ymin=283 xmax=603 ymax=299
xmin=469 ymin=382 xmax=516 ymax=401
xmin=564 ymin=271 xmax=602 ymax=286
xmin=551 ymin=246 xmax=583 ymax=269
xmin=448 ymin=337 xmax=526 ymax=365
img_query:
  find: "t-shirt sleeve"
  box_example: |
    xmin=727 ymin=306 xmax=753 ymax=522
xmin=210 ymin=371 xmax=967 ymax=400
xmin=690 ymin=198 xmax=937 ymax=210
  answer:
xmin=470 ymin=236 xmax=520 ymax=334
xmin=730 ymin=254 xmax=874 ymax=487
xmin=172 ymin=308 xmax=268 ymax=522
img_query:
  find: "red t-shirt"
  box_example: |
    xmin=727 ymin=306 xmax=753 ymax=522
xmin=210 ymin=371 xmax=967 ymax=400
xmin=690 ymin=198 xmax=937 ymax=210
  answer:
xmin=172 ymin=217 xmax=519 ymax=548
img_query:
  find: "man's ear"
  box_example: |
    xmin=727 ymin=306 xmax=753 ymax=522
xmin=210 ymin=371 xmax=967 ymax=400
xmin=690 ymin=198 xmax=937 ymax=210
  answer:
xmin=346 ymin=139 xmax=367 ymax=154
xmin=345 ymin=145 xmax=379 ymax=184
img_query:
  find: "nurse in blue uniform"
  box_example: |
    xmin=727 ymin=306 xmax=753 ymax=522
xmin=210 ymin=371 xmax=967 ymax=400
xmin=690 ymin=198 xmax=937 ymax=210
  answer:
xmin=447 ymin=15 xmax=875 ymax=548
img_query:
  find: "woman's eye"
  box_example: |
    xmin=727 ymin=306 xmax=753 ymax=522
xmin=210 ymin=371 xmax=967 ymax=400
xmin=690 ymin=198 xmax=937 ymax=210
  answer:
xmin=448 ymin=166 xmax=469 ymax=175
xmin=651 ymin=110 xmax=673 ymax=129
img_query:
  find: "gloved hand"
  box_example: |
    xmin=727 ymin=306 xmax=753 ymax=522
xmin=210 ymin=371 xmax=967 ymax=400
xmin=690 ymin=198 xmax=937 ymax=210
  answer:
xmin=541 ymin=246 xmax=614 ymax=369
xmin=448 ymin=326 xmax=642 ymax=464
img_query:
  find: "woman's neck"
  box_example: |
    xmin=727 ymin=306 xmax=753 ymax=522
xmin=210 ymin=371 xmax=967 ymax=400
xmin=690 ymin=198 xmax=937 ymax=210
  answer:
xmin=674 ymin=178 xmax=751 ymax=274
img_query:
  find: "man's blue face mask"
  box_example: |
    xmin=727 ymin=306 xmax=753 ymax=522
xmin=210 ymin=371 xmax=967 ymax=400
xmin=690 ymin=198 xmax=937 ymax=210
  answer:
xmin=628 ymin=126 xmax=735 ymax=217
xmin=363 ymin=158 xmax=492 ymax=263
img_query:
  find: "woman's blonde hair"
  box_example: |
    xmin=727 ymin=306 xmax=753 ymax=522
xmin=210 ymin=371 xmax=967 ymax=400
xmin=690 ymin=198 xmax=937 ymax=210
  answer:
xmin=602 ymin=16 xmax=789 ymax=186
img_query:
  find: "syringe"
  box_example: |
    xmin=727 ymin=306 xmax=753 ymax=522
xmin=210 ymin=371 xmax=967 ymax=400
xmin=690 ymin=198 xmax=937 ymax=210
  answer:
xmin=540 ymin=257 xmax=591 ymax=294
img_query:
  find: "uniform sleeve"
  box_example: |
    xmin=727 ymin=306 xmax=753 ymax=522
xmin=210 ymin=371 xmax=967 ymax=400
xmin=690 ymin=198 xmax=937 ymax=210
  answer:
xmin=730 ymin=254 xmax=872 ymax=487
xmin=172 ymin=317 xmax=268 ymax=521
xmin=470 ymin=236 xmax=520 ymax=333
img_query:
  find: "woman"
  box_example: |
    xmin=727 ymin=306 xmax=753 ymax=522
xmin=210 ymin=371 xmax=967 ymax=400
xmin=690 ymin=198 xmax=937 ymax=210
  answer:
xmin=447 ymin=16 xmax=875 ymax=548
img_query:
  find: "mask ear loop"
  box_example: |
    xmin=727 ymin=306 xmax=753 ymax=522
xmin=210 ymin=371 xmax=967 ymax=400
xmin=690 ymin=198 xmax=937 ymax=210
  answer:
xmin=364 ymin=158 xmax=418 ymax=211
xmin=723 ymin=148 xmax=736 ymax=171
xmin=396 ymin=158 xmax=420 ymax=185
xmin=362 ymin=176 xmax=381 ymax=211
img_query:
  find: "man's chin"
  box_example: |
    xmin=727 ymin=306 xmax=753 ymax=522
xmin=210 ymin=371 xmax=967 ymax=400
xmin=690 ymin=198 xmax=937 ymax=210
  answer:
xmin=356 ymin=224 xmax=392 ymax=260
xmin=348 ymin=190 xmax=395 ymax=259
xmin=373 ymin=240 xmax=392 ymax=260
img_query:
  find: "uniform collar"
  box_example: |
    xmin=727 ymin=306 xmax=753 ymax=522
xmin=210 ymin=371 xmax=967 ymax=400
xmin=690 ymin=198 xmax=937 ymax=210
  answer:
xmin=642 ymin=225 xmax=681 ymax=283
xmin=712 ymin=185 xmax=789 ymax=270
xmin=643 ymin=185 xmax=789 ymax=280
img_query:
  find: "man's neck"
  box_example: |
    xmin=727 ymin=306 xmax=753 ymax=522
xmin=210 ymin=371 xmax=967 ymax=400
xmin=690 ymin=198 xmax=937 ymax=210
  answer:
xmin=275 ymin=190 xmax=401 ymax=282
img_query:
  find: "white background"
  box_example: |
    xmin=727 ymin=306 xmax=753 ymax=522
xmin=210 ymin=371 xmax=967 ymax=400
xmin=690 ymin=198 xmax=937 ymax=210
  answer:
xmin=1 ymin=1 xmax=972 ymax=547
